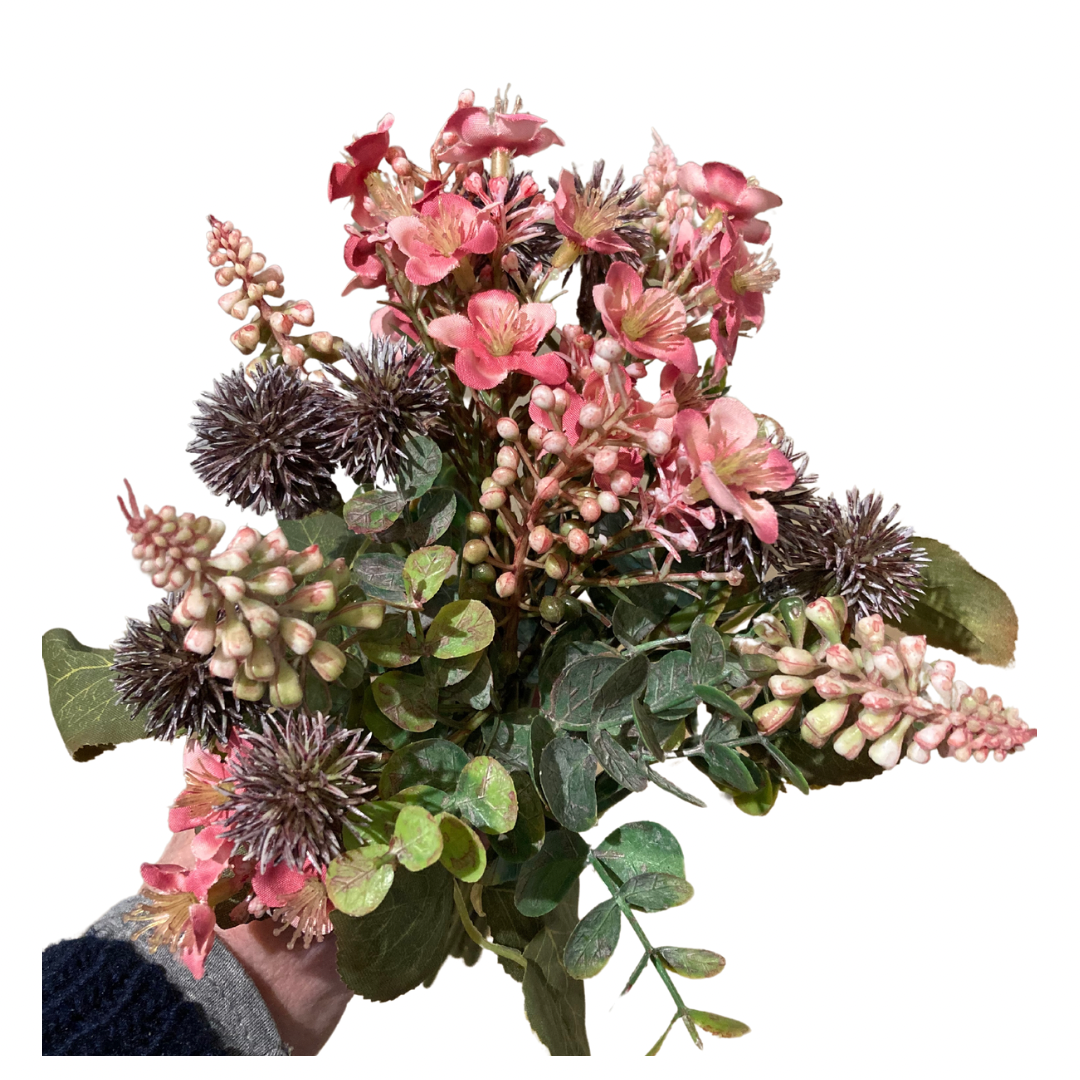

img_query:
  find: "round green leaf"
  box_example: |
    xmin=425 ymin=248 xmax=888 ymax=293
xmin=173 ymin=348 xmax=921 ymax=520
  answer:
xmin=371 ymin=671 xmax=439 ymax=731
xmin=379 ymin=739 xmax=469 ymax=797
xmin=655 ymin=946 xmax=726 ymax=979
xmin=326 ymin=844 xmax=395 ymax=916
xmin=619 ymin=871 xmax=694 ymax=911
xmin=426 ymin=600 xmax=495 ymax=659
xmin=436 ymin=813 xmax=486 ymax=882
xmin=513 ymin=830 xmax=590 ymax=918
xmin=490 ymin=770 xmax=546 ymax=863
xmin=686 ymin=1009 xmax=750 ymax=1038
xmin=593 ymin=820 xmax=685 ymax=887
xmin=562 ymin=898 xmax=622 ymax=979
xmin=539 ymin=735 xmax=598 ymax=832
xmin=393 ymin=805 xmax=444 ymax=871
xmin=403 ymin=545 xmax=458 ymax=605
xmin=453 ymin=755 xmax=518 ymax=834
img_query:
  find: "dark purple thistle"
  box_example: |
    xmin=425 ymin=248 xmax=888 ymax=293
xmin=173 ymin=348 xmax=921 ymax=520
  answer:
xmin=220 ymin=712 xmax=378 ymax=873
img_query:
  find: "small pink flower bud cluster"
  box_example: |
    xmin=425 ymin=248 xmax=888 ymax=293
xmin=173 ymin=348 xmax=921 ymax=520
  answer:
xmin=730 ymin=601 xmax=1036 ymax=770
xmin=636 ymin=130 xmax=681 ymax=211
xmin=119 ymin=484 xmax=366 ymax=709
xmin=207 ymin=215 xmax=334 ymax=370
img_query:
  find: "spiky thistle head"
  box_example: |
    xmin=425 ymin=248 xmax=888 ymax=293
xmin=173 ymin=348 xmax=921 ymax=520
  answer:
xmin=188 ymin=365 xmax=341 ymax=517
xmin=322 ymin=337 xmax=449 ymax=484
xmin=112 ymin=597 xmax=267 ymax=743
xmin=220 ymin=712 xmax=377 ymax=873
xmin=698 ymin=436 xmax=818 ymax=578
xmin=773 ymin=488 xmax=929 ymax=621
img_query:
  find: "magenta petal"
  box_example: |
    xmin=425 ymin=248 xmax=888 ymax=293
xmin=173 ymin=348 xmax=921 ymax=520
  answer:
xmin=737 ymin=218 xmax=772 ymax=245
xmin=676 ymin=162 xmax=707 ymax=201
xmin=737 ymin=185 xmax=783 ymax=216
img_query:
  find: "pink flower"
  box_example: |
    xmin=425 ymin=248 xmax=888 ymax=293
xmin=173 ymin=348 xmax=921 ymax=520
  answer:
xmin=436 ymin=107 xmax=562 ymax=164
xmin=342 ymin=229 xmax=386 ymax=294
xmin=167 ymin=741 xmax=230 ymax=834
xmin=328 ymin=115 xmax=394 ymax=205
xmin=429 ymin=290 xmax=564 ymax=390
xmin=553 ymin=170 xmax=637 ymax=256
xmin=677 ymin=161 xmax=782 ymax=245
xmin=709 ymin=230 xmax=779 ymax=364
xmin=386 ymin=194 xmax=497 ymax=286
xmin=674 ymin=397 xmax=795 ymax=544
xmin=593 ymin=262 xmax=697 ymax=373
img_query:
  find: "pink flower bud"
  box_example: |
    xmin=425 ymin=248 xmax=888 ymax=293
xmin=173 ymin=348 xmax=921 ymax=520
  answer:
xmin=282 ymin=343 xmax=306 ymax=368
xmin=579 ymin=404 xmax=605 ymax=430
xmin=833 ymin=725 xmax=866 ymax=760
xmin=215 ymin=266 xmax=237 ymax=286
xmin=531 ymin=385 xmax=556 ymax=412
xmin=220 ymin=614 xmax=253 ymax=660
xmin=231 ymin=323 xmax=261 ymax=354
xmin=814 ymin=673 xmax=850 ymax=699
xmin=536 ymin=476 xmax=561 ymax=501
xmin=308 ymin=331 xmax=334 ymax=354
xmin=825 ymin=643 xmax=859 ymax=675
xmin=176 ymin=587 xmax=209 ymax=623
xmin=270 ymin=661 xmax=304 ymax=709
xmin=501 ymin=251 xmax=520 ymax=273
xmin=288 ymin=544 xmax=324 ymax=576
xmin=580 ymin=497 xmax=602 ymax=522
xmin=458 ymin=88 xmax=475 ymax=108
xmin=497 ymin=417 xmax=520 ymax=441
xmin=309 ymin=640 xmax=347 ymax=682
xmin=208 ymin=648 xmax=239 ymax=681
xmin=805 ymin=597 xmax=845 ymax=644
xmin=237 ymin=237 xmax=253 ymax=261
xmin=625 ymin=361 xmax=647 ymax=379
xmin=914 ymin=720 xmax=950 ymax=751
xmin=860 ymin=689 xmax=903 ymax=712
xmin=753 ymin=698 xmax=797 ymax=736
xmin=897 ymin=635 xmax=927 ymax=677
xmin=609 ymin=469 xmax=635 ymax=496
xmin=768 ymin=675 xmax=814 ymax=698
xmin=590 ymin=355 xmax=611 ymax=376
xmin=529 ymin=526 xmax=554 ymax=555
xmin=269 ymin=311 xmax=295 ymax=335
xmin=205 ymin=549 xmax=251 ymax=572
xmin=480 ymin=486 xmax=507 ymax=510
xmin=291 ymin=302 xmax=316 ymax=326
xmin=868 ymin=715 xmax=914 ymax=770
xmin=246 ymin=566 xmax=295 ymax=596
xmin=857 ymin=708 xmax=901 ymax=739
xmin=593 ymin=447 xmax=619 ymax=475
xmin=250 ymin=528 xmax=289 ymax=563
xmin=930 ymin=670 xmax=953 ymax=702
xmin=598 ymin=491 xmax=620 ymax=514
xmin=246 ymin=252 xmax=266 ymax=274
xmin=218 ymin=288 xmax=244 ymax=314
xmin=542 ymin=432 xmax=568 ymax=456
xmin=551 ymin=388 xmax=570 ymax=416
xmin=527 ymin=423 xmax=545 ymax=447
xmin=593 ymin=337 xmax=622 ymax=362
xmin=216 ymin=576 xmax=247 ymax=602
xmin=645 ymin=429 xmax=671 ymax=456
xmin=775 ymin=647 xmax=817 ymax=676
xmin=238 ymin=596 xmax=279 ymax=639
xmin=279 ymin=616 xmax=317 ymax=655
xmin=285 ymin=580 xmax=338 ymax=613
xmin=906 ymin=742 xmax=931 ymax=764
xmin=803 ymin=700 xmax=850 ymax=740
xmin=184 ymin=615 xmax=217 ymax=656
xmin=566 ymin=528 xmax=590 ymax=556
xmin=854 ymin=613 xmax=885 ymax=652
xmin=495 ymin=572 xmax=517 ymax=598
xmin=872 ymin=647 xmax=904 ymax=682
xmin=492 ymin=466 xmax=518 ymax=487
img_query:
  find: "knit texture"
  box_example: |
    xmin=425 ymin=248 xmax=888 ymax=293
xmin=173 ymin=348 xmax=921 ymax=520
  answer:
xmin=42 ymin=935 xmax=225 ymax=1056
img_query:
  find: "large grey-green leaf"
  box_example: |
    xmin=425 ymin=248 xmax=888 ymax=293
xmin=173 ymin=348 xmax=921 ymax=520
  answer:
xmin=562 ymin=898 xmax=621 ymax=979
xmin=278 ymin=510 xmax=360 ymax=563
xmin=539 ymin=736 xmax=598 ymax=832
xmin=41 ymin=628 xmax=145 ymax=761
xmin=593 ymin=820 xmax=685 ymax=887
xmin=514 ymin=829 xmax=590 ymax=918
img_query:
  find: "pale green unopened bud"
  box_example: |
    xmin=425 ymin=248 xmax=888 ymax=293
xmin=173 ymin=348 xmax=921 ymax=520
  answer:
xmin=250 ymin=528 xmax=289 ymax=564
xmin=775 ymin=647 xmax=818 ymax=676
xmin=806 ymin=596 xmax=845 ymax=644
xmin=768 ymin=674 xmax=813 ymax=698
xmin=309 ymin=640 xmax=347 ymax=681
xmin=777 ymin=596 xmax=807 ymax=649
xmin=857 ymin=708 xmax=901 ymax=739
xmin=206 ymin=549 xmax=250 ymax=572
xmin=246 ymin=639 xmax=277 ymax=681
xmin=833 ymin=724 xmax=866 ymax=760
xmin=544 ymin=553 xmax=568 ymax=580
xmin=804 ymin=699 xmax=850 ymax=740
xmin=868 ymin=714 xmax=915 ymax=770
xmin=753 ymin=698 xmax=797 ymax=736
xmin=335 ymin=602 xmax=384 ymax=629
xmin=288 ymin=544 xmax=323 ymax=576
xmin=285 ymin=579 xmax=337 ymax=612
xmin=752 ymin=614 xmax=789 ymax=647
xmin=217 ymin=576 xmax=247 ymax=602
xmin=233 ymin=670 xmax=266 ymax=701
xmin=220 ymin=614 xmax=253 ymax=660
xmin=279 ymin=616 xmax=317 ymax=654
xmin=238 ymin=596 xmax=280 ymax=638
xmin=247 ymin=566 xmax=295 ymax=596
xmin=269 ymin=661 xmax=303 ymax=708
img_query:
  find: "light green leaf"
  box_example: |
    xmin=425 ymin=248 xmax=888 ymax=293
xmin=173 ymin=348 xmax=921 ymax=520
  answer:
xmin=426 ymin=599 xmax=495 ymax=659
xmin=453 ymin=756 xmax=518 ymax=834
xmin=655 ymin=946 xmax=726 ymax=979
xmin=379 ymin=739 xmax=469 ymax=797
xmin=619 ymin=871 xmax=694 ymax=912
xmin=593 ymin=820 xmax=685 ymax=887
xmin=393 ymin=805 xmax=444 ymax=871
xmin=403 ymin=545 xmax=458 ymax=605
xmin=436 ymin=813 xmax=486 ymax=882
xmin=41 ymin=628 xmax=145 ymax=761
xmin=326 ymin=843 xmax=395 ymax=916
xmin=354 ymin=613 xmax=421 ymax=668
xmin=685 ymin=1009 xmax=750 ymax=1038
xmin=371 ymin=671 xmax=439 ymax=731
xmin=344 ymin=488 xmax=405 ymax=535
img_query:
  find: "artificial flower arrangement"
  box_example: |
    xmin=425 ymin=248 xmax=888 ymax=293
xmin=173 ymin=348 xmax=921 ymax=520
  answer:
xmin=41 ymin=88 xmax=1035 ymax=1056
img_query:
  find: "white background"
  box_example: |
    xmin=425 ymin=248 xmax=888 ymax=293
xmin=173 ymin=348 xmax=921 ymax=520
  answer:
xmin=11 ymin=0 xmax=1077 ymax=1074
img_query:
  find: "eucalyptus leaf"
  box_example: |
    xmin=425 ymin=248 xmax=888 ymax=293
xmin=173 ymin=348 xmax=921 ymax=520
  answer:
xmin=685 ymin=1009 xmax=750 ymax=1038
xmin=619 ymin=872 xmax=694 ymax=912
xmin=761 ymin=739 xmax=810 ymax=795
xmin=589 ymin=728 xmax=648 ymax=792
xmin=326 ymin=843 xmax=395 ymax=916
xmin=689 ymin=618 xmax=726 ymax=685
xmin=632 ymin=697 xmax=666 ymax=761
xmin=435 ymin=813 xmax=486 ymax=882
xmin=403 ymin=545 xmax=458 ymax=605
xmin=695 ymin=683 xmax=754 ymax=726
xmin=701 ymin=742 xmax=757 ymax=792
xmin=41 ymin=629 xmax=145 ymax=761
xmin=647 ymin=766 xmax=708 ymax=808
xmin=514 ymin=830 xmax=590 ymax=918
xmin=562 ymin=898 xmax=622 ymax=979
xmin=655 ymin=946 xmax=726 ymax=979
xmin=371 ymin=671 xmax=439 ymax=732
xmin=426 ymin=600 xmax=495 ymax=659
xmin=645 ymin=651 xmax=698 ymax=720
xmin=539 ymin=735 xmax=598 ymax=832
xmin=344 ymin=488 xmax=405 ymax=536
xmin=351 ymin=553 xmax=407 ymax=603
xmin=593 ymin=820 xmax=685 ymax=887
xmin=397 ymin=434 xmax=443 ymax=500
xmin=548 ymin=654 xmax=630 ymax=730
xmin=592 ymin=652 xmax=650 ymax=716
xmin=453 ymin=756 xmax=518 ymax=834
xmin=354 ymin=613 xmax=421 ymax=669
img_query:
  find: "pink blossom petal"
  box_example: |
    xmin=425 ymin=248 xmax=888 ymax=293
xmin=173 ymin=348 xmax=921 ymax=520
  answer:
xmin=663 ymin=339 xmax=699 ymax=374
xmin=403 ymin=253 xmax=459 ymax=286
xmin=180 ymin=903 xmax=217 ymax=980
xmin=517 ymin=302 xmax=558 ymax=348
xmin=140 ymin=862 xmax=188 ymax=894
xmin=428 ymin=313 xmax=477 ymax=351
xmin=674 ymin=409 xmax=712 ymax=470
xmin=514 ymin=351 xmax=569 ymax=386
xmin=734 ymin=491 xmax=780 ymax=544
xmin=252 ymin=863 xmax=307 ymax=907
xmin=763 ymin=448 xmax=797 ymax=490
xmin=604 ymin=261 xmax=644 ymax=304
xmin=698 ymin=464 xmax=743 ymax=518
xmin=736 ymin=218 xmax=772 ymax=245
xmin=386 ymin=215 xmax=425 ymax=256
xmin=707 ymin=397 xmax=759 ymax=452
xmin=455 ymin=348 xmax=507 ymax=390
xmin=460 ymin=219 xmax=498 ymax=255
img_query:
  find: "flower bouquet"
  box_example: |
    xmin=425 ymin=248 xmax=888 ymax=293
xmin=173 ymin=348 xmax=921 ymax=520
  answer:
xmin=40 ymin=88 xmax=1035 ymax=1056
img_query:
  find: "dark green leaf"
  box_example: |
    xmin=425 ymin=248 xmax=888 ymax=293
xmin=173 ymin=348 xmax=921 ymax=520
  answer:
xmin=619 ymin=871 xmax=694 ymax=912
xmin=484 ymin=885 xmax=543 ymax=983
xmin=592 ymin=652 xmax=650 ymax=716
xmin=593 ymin=820 xmax=685 ymax=887
xmin=523 ymin=915 xmax=590 ymax=1054
xmin=371 ymin=671 xmax=439 ymax=732
xmin=354 ymin=613 xmax=421 ymax=668
xmin=701 ymin=742 xmax=757 ymax=792
xmin=900 ymin=537 xmax=1018 ymax=666
xmin=514 ymin=830 xmax=590 ymax=918
xmin=538 ymin=621 xmax=604 ymax=698
xmin=689 ymin=619 xmax=726 ymax=685
xmin=41 ymin=629 xmax=145 ymax=761
xmin=344 ymin=488 xmax=405 ymax=536
xmin=695 ymin=683 xmax=754 ymax=725
xmin=733 ymin=768 xmax=778 ymax=816
xmin=442 ymin=654 xmax=491 ymax=709
xmin=612 ymin=599 xmax=662 ymax=646
xmin=490 ymin=770 xmax=545 ymax=863
xmin=403 ymin=545 xmax=457 ymax=605
xmin=397 ymin=434 xmax=442 ymax=500
xmin=426 ymin=599 xmax=495 ymax=659
xmin=655 ymin=946 xmax=726 ymax=979
xmin=632 ymin=697 xmax=666 ymax=761
xmin=645 ymin=651 xmax=698 ymax=720
xmin=685 ymin=1009 xmax=750 ymax=1038
xmin=621 ymin=949 xmax=650 ymax=995
xmin=485 ymin=713 xmax=535 ymax=773
xmin=351 ymin=553 xmax=407 ymax=603
xmin=761 ymin=739 xmax=810 ymax=795
xmin=358 ymin=682 xmax=410 ymax=750
xmin=647 ymin=766 xmax=708 ymax=808
xmin=589 ymin=728 xmax=648 ymax=792
xmin=333 ymin=864 xmax=454 ymax=1001
xmin=378 ymin=487 xmax=458 ymax=547
xmin=453 ymin=756 xmax=518 ymax=834
xmin=529 ymin=713 xmax=557 ymax=784
xmin=278 ymin=510 xmax=360 ymax=563
xmin=562 ymin=898 xmax=621 ymax=978
xmin=539 ymin=736 xmax=598 ymax=832
xmin=547 ymin=654 xmax=630 ymax=731
xmin=768 ymin=733 xmax=884 ymax=789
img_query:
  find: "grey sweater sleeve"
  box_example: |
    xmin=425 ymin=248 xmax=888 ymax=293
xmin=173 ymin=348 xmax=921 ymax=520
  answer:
xmin=88 ymin=898 xmax=289 ymax=1056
